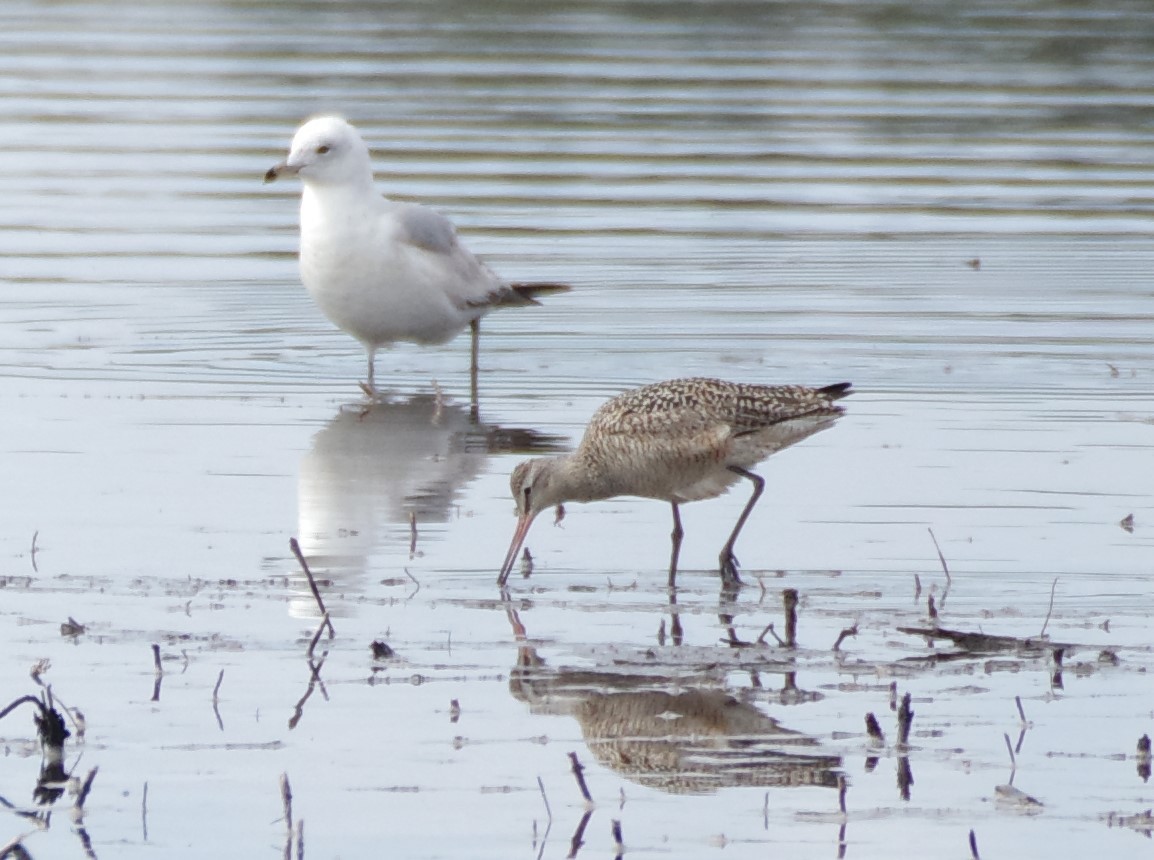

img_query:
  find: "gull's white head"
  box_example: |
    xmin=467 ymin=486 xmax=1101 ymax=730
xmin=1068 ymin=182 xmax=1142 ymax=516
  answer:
xmin=264 ymin=116 xmax=372 ymax=187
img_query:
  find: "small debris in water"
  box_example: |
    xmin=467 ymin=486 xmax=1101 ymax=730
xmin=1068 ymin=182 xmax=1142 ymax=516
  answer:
xmin=371 ymin=641 xmax=396 ymax=660
xmin=1120 ymin=513 xmax=1134 ymax=532
xmin=1105 ymin=809 xmax=1154 ymax=836
xmin=60 ymin=617 xmax=85 ymax=638
xmin=449 ymin=699 xmax=461 ymax=723
xmin=994 ymin=783 xmax=1043 ymax=810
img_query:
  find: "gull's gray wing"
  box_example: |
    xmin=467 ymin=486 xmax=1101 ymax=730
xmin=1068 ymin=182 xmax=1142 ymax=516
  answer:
xmin=392 ymin=201 xmax=461 ymax=256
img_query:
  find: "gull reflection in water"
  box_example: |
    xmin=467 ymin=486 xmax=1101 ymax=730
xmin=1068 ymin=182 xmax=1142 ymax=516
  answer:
xmin=290 ymin=395 xmax=565 ymax=617
xmin=506 ymin=608 xmax=841 ymax=794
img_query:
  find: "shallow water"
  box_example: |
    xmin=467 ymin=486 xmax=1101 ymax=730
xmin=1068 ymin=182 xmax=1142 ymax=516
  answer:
xmin=1 ymin=1 xmax=1153 ymax=857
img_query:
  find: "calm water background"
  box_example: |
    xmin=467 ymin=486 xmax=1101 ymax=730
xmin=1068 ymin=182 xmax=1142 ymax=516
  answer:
xmin=1 ymin=1 xmax=1153 ymax=857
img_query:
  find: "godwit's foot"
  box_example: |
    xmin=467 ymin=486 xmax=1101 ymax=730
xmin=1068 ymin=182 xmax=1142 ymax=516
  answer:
xmin=719 ymin=551 xmax=744 ymax=586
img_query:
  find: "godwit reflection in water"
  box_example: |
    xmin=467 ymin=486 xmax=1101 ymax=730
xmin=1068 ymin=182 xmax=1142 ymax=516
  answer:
xmin=506 ymin=607 xmax=841 ymax=794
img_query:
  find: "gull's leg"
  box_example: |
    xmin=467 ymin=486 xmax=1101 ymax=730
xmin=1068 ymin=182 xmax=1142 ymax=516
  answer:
xmin=718 ymin=466 xmax=764 ymax=585
xmin=359 ymin=348 xmax=380 ymax=400
xmin=469 ymin=319 xmax=480 ymax=419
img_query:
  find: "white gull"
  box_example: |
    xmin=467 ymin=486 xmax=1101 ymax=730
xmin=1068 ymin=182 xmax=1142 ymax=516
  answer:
xmin=265 ymin=116 xmax=567 ymax=399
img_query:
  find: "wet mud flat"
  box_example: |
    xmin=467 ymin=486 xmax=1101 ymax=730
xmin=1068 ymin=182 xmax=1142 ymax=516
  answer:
xmin=3 ymin=535 xmax=1154 ymax=858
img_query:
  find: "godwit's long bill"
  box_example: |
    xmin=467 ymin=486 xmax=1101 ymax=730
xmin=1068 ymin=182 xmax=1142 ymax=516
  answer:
xmin=498 ymin=377 xmax=852 ymax=586
xmin=265 ymin=116 xmax=568 ymax=401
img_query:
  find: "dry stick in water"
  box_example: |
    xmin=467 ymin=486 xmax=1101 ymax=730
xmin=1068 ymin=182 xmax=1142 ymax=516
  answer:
xmin=865 ymin=713 xmax=885 ymax=745
xmin=409 ymin=511 xmax=418 ymax=558
xmin=896 ymin=693 xmax=914 ymax=747
xmin=212 ymin=669 xmax=226 ymax=731
xmin=567 ymin=752 xmax=593 ymax=804
xmin=611 ymin=819 xmax=623 ymax=860
xmin=151 ymin=644 xmax=163 ymax=703
xmin=927 ymin=527 xmax=951 ymax=584
xmin=832 ymin=623 xmax=859 ymax=651
xmin=1015 ymin=696 xmax=1027 ymax=724
xmin=280 ymin=773 xmax=294 ymax=860
xmin=142 ymin=781 xmax=149 ymax=842
xmin=783 ymin=589 xmax=799 ymax=648
xmin=1040 ymin=577 xmax=1059 ymax=638
xmin=75 ymin=767 xmax=99 ymax=810
xmin=295 ymin=819 xmax=304 ymax=860
xmin=30 ymin=529 xmax=39 ymax=573
xmin=969 ymin=829 xmax=981 ymax=860
xmin=289 ymin=538 xmax=335 ymax=640
xmin=756 ymin=622 xmax=784 ymax=646
xmin=1003 ymin=732 xmax=1016 ymax=775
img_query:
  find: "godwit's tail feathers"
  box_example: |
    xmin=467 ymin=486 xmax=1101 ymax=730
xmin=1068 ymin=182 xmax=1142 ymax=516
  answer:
xmin=818 ymin=382 xmax=853 ymax=401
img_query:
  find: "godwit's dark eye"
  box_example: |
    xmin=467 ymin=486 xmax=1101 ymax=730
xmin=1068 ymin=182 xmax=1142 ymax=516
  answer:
xmin=317 ymin=145 xmax=330 ymax=154
xmin=523 ymin=486 xmax=532 ymax=505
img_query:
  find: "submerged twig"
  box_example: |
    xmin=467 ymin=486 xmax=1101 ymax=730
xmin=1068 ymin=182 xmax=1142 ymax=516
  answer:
xmin=306 ymin=612 xmax=330 ymax=659
xmin=290 ymin=538 xmax=335 ymax=640
xmin=280 ymin=772 xmax=293 ymax=860
xmin=537 ymin=776 xmax=553 ymax=823
xmin=567 ymin=810 xmax=592 ymax=860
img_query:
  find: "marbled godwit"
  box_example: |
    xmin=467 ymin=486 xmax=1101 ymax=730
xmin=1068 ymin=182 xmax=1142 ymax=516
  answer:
xmin=265 ymin=116 xmax=568 ymax=399
xmin=498 ymin=377 xmax=851 ymax=586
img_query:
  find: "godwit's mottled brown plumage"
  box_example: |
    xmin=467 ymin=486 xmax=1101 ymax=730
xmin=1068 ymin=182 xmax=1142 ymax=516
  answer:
xmin=498 ymin=377 xmax=852 ymax=586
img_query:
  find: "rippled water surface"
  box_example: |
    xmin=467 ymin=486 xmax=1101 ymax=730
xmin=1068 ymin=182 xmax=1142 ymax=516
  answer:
xmin=1 ymin=1 xmax=1153 ymax=857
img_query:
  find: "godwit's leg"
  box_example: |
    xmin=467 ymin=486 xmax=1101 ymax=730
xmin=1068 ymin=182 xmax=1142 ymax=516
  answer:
xmin=668 ymin=502 xmax=685 ymax=589
xmin=469 ymin=319 xmax=480 ymax=419
xmin=718 ymin=466 xmax=765 ymax=584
